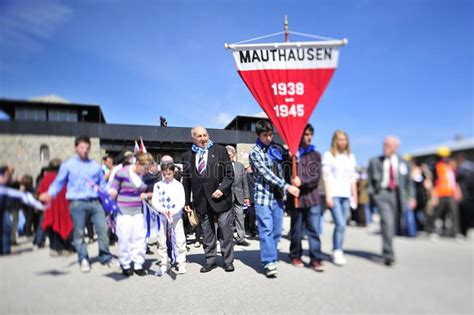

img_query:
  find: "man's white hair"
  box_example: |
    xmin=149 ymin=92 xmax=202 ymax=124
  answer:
xmin=160 ymin=155 xmax=174 ymax=163
xmin=225 ymin=145 xmax=236 ymax=155
xmin=191 ymin=126 xmax=208 ymax=138
xmin=384 ymin=135 xmax=400 ymax=147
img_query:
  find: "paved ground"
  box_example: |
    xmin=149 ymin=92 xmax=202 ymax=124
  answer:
xmin=1 ymin=214 xmax=473 ymax=314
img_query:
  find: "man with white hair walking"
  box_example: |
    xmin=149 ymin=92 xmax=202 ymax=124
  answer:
xmin=182 ymin=126 xmax=235 ymax=273
xmin=367 ymin=136 xmax=416 ymax=266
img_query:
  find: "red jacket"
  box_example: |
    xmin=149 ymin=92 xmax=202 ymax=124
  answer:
xmin=38 ymin=171 xmax=73 ymax=240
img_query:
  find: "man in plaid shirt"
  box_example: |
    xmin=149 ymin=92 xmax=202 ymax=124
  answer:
xmin=249 ymin=120 xmax=300 ymax=278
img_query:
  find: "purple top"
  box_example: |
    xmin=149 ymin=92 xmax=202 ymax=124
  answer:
xmin=111 ymin=166 xmax=147 ymax=215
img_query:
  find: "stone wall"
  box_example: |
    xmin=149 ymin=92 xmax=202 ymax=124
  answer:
xmin=0 ymin=134 xmax=101 ymax=180
xmin=236 ymin=143 xmax=255 ymax=168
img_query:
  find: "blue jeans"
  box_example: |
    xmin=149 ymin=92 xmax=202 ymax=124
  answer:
xmin=255 ymin=199 xmax=284 ymax=266
xmin=365 ymin=204 xmax=372 ymax=225
xmin=318 ymin=210 xmax=325 ymax=236
xmin=289 ymin=205 xmax=324 ymax=261
xmin=69 ymin=199 xmax=111 ymax=264
xmin=33 ymin=214 xmax=46 ymax=247
xmin=331 ymin=197 xmax=350 ymax=250
xmin=2 ymin=210 xmax=11 ymax=254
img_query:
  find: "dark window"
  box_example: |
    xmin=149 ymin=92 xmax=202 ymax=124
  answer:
xmin=250 ymin=122 xmax=256 ymax=132
xmin=40 ymin=144 xmax=50 ymax=163
xmin=48 ymin=108 xmax=78 ymax=122
xmin=16 ymin=107 xmax=47 ymax=121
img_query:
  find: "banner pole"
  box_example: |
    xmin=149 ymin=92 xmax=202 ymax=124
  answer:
xmin=292 ymin=155 xmax=299 ymax=208
xmin=284 ymin=15 xmax=300 ymax=208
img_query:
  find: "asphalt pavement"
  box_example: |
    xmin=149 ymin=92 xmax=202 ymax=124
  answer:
xmin=1 ymin=214 xmax=473 ymax=314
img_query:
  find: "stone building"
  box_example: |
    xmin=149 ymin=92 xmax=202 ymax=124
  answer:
xmin=0 ymin=97 xmax=275 ymax=180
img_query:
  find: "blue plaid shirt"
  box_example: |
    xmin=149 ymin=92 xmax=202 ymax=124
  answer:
xmin=249 ymin=144 xmax=288 ymax=206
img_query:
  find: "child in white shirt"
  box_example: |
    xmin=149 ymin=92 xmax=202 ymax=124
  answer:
xmin=152 ymin=161 xmax=187 ymax=275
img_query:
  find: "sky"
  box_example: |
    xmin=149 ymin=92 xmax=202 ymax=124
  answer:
xmin=0 ymin=0 xmax=472 ymax=165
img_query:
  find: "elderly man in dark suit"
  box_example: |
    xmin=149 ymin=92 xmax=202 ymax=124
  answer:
xmin=182 ymin=126 xmax=235 ymax=272
xmin=226 ymin=145 xmax=251 ymax=247
xmin=367 ymin=136 xmax=416 ymax=266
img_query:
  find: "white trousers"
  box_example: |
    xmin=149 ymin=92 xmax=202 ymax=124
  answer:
xmin=116 ymin=213 xmax=146 ymax=269
xmin=157 ymin=213 xmax=187 ymax=267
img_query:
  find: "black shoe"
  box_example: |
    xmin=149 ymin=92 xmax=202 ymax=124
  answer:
xmin=134 ymin=269 xmax=147 ymax=276
xmin=122 ymin=268 xmax=133 ymax=277
xmin=200 ymin=264 xmax=217 ymax=273
xmin=264 ymin=264 xmax=278 ymax=278
xmin=146 ymin=247 xmax=154 ymax=255
xmin=236 ymin=240 xmax=251 ymax=247
xmin=383 ymin=258 xmax=395 ymax=267
xmin=224 ymin=263 xmax=235 ymax=272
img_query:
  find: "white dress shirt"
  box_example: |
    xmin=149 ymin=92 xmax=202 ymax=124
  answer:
xmin=381 ymin=155 xmax=399 ymax=189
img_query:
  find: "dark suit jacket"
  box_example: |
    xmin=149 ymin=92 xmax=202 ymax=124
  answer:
xmin=367 ymin=155 xmax=415 ymax=209
xmin=182 ymin=144 xmax=234 ymax=215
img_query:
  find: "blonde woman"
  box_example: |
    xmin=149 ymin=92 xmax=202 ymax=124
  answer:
xmin=322 ymin=130 xmax=357 ymax=266
xmin=109 ymin=152 xmax=154 ymax=277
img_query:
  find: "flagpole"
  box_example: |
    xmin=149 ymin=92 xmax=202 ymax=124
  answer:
xmin=284 ymin=15 xmax=300 ymax=209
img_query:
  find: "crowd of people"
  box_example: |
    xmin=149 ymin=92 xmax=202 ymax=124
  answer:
xmin=0 ymin=122 xmax=473 ymax=279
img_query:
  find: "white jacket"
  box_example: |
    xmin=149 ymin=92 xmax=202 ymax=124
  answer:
xmin=151 ymin=179 xmax=185 ymax=217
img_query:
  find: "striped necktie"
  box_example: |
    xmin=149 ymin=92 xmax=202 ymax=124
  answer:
xmin=198 ymin=151 xmax=206 ymax=175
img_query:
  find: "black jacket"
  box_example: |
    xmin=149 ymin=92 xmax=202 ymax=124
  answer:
xmin=182 ymin=144 xmax=234 ymax=215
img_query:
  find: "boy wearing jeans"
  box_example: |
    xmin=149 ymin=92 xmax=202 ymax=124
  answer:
xmin=249 ymin=120 xmax=299 ymax=278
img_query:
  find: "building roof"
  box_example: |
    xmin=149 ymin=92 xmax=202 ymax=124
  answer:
xmin=0 ymin=99 xmax=283 ymax=148
xmin=224 ymin=114 xmax=270 ymax=130
xmin=0 ymin=120 xmax=261 ymax=145
xmin=406 ymin=138 xmax=474 ymax=157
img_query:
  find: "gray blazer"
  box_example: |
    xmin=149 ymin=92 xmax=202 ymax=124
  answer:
xmin=367 ymin=155 xmax=415 ymax=209
xmin=232 ymin=161 xmax=250 ymax=205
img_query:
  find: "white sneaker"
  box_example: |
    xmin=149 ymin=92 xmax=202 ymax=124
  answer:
xmin=333 ymin=250 xmax=347 ymax=266
xmin=264 ymin=262 xmax=278 ymax=278
xmin=178 ymin=265 xmax=187 ymax=274
xmin=49 ymin=249 xmax=60 ymax=257
xmin=104 ymin=257 xmax=119 ymax=268
xmin=80 ymin=259 xmax=91 ymax=273
xmin=455 ymin=234 xmax=465 ymax=242
xmin=155 ymin=265 xmax=168 ymax=276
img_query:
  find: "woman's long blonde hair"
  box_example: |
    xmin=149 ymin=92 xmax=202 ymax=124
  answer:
xmin=330 ymin=129 xmax=351 ymax=156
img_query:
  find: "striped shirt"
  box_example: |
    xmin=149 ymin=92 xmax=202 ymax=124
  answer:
xmin=111 ymin=166 xmax=147 ymax=215
xmin=249 ymin=144 xmax=288 ymax=206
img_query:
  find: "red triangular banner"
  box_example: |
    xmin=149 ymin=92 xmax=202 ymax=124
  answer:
xmin=229 ymin=41 xmax=344 ymax=155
